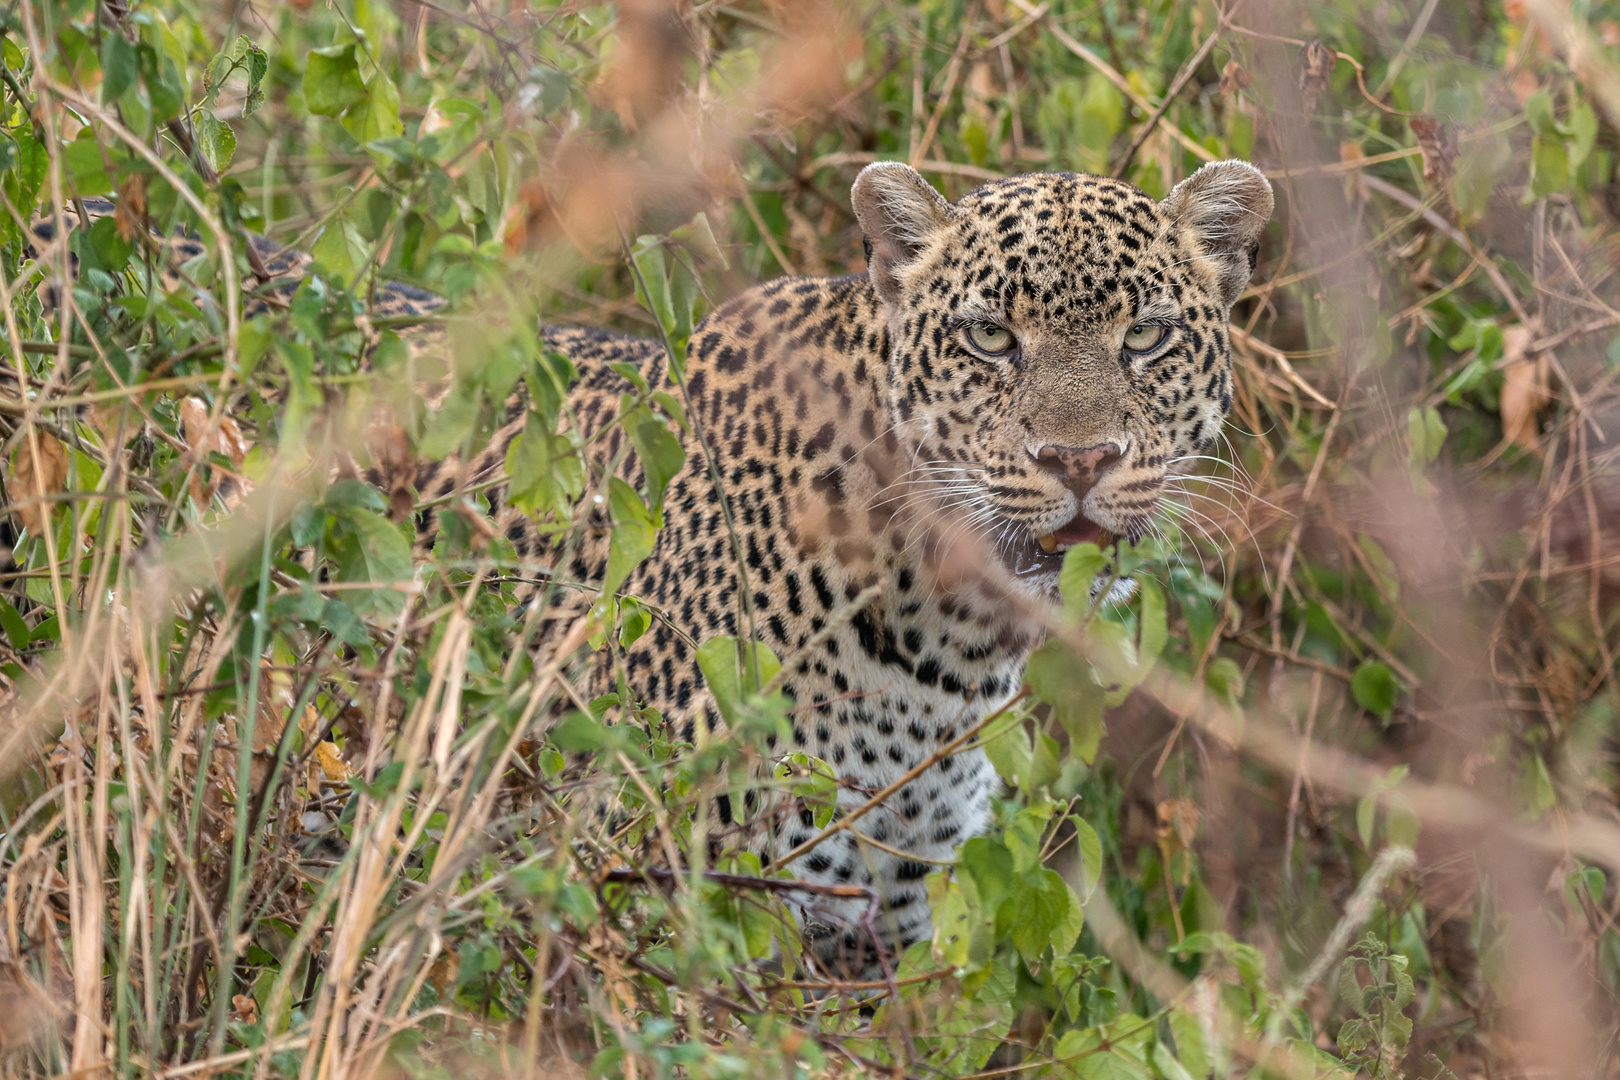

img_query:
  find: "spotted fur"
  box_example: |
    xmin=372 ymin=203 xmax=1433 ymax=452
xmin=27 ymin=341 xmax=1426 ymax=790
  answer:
xmin=426 ymin=160 xmax=1273 ymax=973
xmin=31 ymin=162 xmax=1273 ymax=975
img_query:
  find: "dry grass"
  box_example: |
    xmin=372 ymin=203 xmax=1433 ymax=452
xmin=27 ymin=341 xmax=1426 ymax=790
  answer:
xmin=0 ymin=0 xmax=1619 ymax=1076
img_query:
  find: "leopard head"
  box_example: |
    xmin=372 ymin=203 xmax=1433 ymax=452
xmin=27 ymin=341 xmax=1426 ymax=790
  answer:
xmin=851 ymin=160 xmax=1273 ymax=594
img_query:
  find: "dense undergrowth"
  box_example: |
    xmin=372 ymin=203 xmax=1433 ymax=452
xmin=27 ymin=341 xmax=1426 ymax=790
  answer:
xmin=1 ymin=0 xmax=1619 ymax=1075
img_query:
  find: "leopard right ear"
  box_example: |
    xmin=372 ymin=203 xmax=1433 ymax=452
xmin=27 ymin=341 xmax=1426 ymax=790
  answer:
xmin=1160 ymin=160 xmax=1274 ymax=307
xmin=851 ymin=162 xmax=953 ymax=308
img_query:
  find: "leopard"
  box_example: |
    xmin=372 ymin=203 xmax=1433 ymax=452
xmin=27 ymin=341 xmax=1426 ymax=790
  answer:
xmin=16 ymin=158 xmax=1272 ymax=977
xmin=424 ymin=157 xmax=1273 ymax=973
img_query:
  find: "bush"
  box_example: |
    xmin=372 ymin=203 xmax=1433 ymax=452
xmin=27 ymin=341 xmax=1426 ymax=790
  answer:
xmin=1 ymin=0 xmax=1619 ymax=1076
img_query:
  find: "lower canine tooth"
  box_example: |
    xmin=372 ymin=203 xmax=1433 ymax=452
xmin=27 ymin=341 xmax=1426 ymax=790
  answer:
xmin=1037 ymin=533 xmax=1058 ymax=553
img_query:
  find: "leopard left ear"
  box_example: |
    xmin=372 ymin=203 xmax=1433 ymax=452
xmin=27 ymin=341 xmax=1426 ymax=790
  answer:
xmin=851 ymin=162 xmax=954 ymax=308
xmin=1161 ymin=160 xmax=1274 ymax=307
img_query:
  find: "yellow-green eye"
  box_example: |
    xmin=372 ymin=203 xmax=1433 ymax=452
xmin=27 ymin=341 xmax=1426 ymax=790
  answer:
xmin=966 ymin=324 xmax=1015 ymax=355
xmin=1124 ymin=323 xmax=1168 ymax=353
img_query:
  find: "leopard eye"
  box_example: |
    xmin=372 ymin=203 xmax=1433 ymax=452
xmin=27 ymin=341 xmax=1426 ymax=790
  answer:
xmin=1123 ymin=323 xmax=1168 ymax=353
xmin=965 ymin=323 xmax=1015 ymax=355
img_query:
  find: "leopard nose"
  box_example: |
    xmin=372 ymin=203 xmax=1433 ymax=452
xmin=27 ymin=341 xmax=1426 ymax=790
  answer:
xmin=1032 ymin=442 xmax=1125 ymax=498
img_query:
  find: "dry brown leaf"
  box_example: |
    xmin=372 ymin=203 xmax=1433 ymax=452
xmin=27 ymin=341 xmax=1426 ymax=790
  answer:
xmin=114 ymin=173 xmax=147 ymax=243
xmin=1499 ymin=322 xmax=1547 ymax=451
xmin=1510 ymin=68 xmax=1541 ymax=106
xmin=179 ymin=396 xmax=248 ymax=506
xmin=1156 ymin=798 xmax=1200 ymax=888
xmin=1409 ymin=115 xmax=1458 ymax=189
xmin=366 ymin=416 xmax=417 ymax=520
xmin=9 ymin=431 xmax=67 ymax=537
xmin=1298 ymin=41 xmax=1336 ymax=117
xmin=1155 ymin=798 xmax=1200 ymax=853
xmin=230 ymin=993 xmax=259 ymax=1024
xmin=1219 ymin=59 xmax=1252 ymax=97
xmin=314 ymin=741 xmax=351 ymax=783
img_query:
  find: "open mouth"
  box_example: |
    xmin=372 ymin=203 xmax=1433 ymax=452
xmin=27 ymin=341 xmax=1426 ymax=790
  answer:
xmin=999 ymin=510 xmax=1119 ymax=577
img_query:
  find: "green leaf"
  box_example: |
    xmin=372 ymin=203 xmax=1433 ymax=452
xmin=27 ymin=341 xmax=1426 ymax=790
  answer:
xmin=1512 ymin=752 xmax=1556 ymax=821
xmin=1071 ymin=816 xmax=1104 ymax=902
xmin=341 ymin=70 xmax=404 ymax=148
xmin=1565 ymin=863 xmax=1606 ymax=913
xmin=1152 ymin=1042 xmax=1199 ymax=1080
xmin=1006 ymin=867 xmax=1080 ymax=962
xmin=505 ymin=416 xmax=585 ymax=518
xmin=1168 ymin=1010 xmax=1212 ymax=1079
xmin=958 ymin=836 xmax=1014 ymax=921
xmin=309 ymin=212 xmax=368 ymax=285
xmin=1356 ymin=791 xmax=1378 ymax=848
xmin=1002 ymin=805 xmax=1051 ymax=873
xmin=1531 ymin=134 xmax=1570 ymax=198
xmin=631 ymin=237 xmax=675 ymax=335
xmin=1351 ymin=660 xmax=1399 ymax=721
xmin=694 ymin=635 xmax=781 ymax=730
xmin=0 ymin=596 xmax=30 ymax=651
xmin=1055 ymin=1015 xmax=1153 ymax=1080
xmin=328 ymin=506 xmax=412 ymax=618
xmin=1569 ymin=101 xmax=1598 ymax=168
xmin=1136 ymin=576 xmax=1167 ymax=668
xmin=617 ymin=597 xmax=651 ymax=648
xmin=137 ymin=42 xmax=185 ymax=122
xmin=196 ymin=112 xmax=236 ymax=173
xmin=101 ymin=32 xmax=138 ymax=102
xmin=303 ymin=44 xmax=367 ymax=117
xmin=64 ymin=133 xmax=113 ymax=197
xmin=1025 ymin=641 xmax=1107 ymax=764
xmin=927 ymin=873 xmax=976 ymax=969
xmin=1058 ymin=542 xmax=1107 ymax=612
xmin=628 ymin=415 xmax=685 ymax=510
xmin=602 ymin=478 xmax=657 ymax=598
xmin=1203 ymin=656 xmax=1244 ymax=711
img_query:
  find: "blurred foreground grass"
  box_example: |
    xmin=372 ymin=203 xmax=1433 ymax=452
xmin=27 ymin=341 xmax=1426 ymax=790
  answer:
xmin=2 ymin=0 xmax=1620 ymax=1076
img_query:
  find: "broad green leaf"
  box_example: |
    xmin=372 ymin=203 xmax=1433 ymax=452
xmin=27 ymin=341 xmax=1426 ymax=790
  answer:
xmin=1531 ymin=134 xmax=1570 ymax=198
xmin=694 ymin=635 xmax=780 ymax=724
xmin=927 ymin=874 xmax=975 ymax=969
xmin=505 ymin=416 xmax=585 ymax=518
xmin=631 ymin=237 xmax=675 ymax=336
xmin=1512 ymin=752 xmax=1556 ymax=821
xmin=196 ymin=112 xmax=236 ymax=173
xmin=1025 ymin=641 xmax=1107 ymax=764
xmin=310 ymin=213 xmax=368 ymax=284
xmin=1003 ymin=805 xmax=1051 ymax=873
xmin=1058 ymin=542 xmax=1107 ymax=612
xmin=1204 ymin=656 xmax=1244 ymax=711
xmin=958 ymin=836 xmax=1014 ymax=921
xmin=1136 ymin=576 xmax=1167 ymax=668
xmin=0 ymin=596 xmax=30 ymax=651
xmin=1054 ymin=1015 xmax=1153 ymax=1080
xmin=328 ymin=507 xmax=412 ymax=617
xmin=1569 ymin=101 xmax=1598 ymax=168
xmin=1006 ymin=867 xmax=1080 ymax=962
xmin=1168 ymin=1010 xmax=1212 ymax=1079
xmin=629 ymin=415 xmax=685 ymax=510
xmin=342 ymin=71 xmax=404 ymax=147
xmin=1351 ymin=660 xmax=1399 ymax=720
xmin=304 ymin=44 xmax=367 ymax=117
xmin=617 ymin=597 xmax=651 ymax=648
xmin=101 ymin=32 xmax=138 ymax=102
xmin=602 ymin=478 xmax=657 ymax=598
xmin=1071 ymin=816 xmax=1104 ymax=902
xmin=1522 ymin=90 xmax=1555 ymax=134
xmin=137 ymin=41 xmax=185 ymax=121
